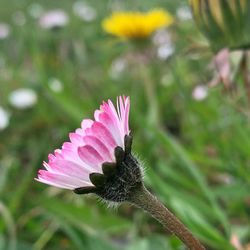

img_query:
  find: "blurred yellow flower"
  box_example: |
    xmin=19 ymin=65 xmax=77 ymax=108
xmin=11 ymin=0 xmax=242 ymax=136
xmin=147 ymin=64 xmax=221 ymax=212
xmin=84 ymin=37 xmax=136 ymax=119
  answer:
xmin=102 ymin=9 xmax=173 ymax=39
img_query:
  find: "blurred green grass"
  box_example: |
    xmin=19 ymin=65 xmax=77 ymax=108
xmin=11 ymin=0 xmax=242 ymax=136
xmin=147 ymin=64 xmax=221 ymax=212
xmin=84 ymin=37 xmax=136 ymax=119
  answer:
xmin=0 ymin=0 xmax=250 ymax=249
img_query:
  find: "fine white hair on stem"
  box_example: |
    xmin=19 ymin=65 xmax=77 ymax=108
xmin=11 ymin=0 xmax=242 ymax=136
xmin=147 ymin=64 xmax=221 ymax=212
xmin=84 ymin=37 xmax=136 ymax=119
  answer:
xmin=133 ymin=152 xmax=147 ymax=179
xmin=97 ymin=196 xmax=120 ymax=210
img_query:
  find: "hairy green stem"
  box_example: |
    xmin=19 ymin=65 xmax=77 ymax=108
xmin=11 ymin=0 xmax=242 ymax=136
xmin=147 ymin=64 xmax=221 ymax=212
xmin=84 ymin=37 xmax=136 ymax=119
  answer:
xmin=129 ymin=184 xmax=205 ymax=250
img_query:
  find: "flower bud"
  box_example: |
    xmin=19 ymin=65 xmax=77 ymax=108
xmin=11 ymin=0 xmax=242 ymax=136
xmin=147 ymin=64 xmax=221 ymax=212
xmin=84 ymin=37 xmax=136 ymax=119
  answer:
xmin=190 ymin=0 xmax=250 ymax=52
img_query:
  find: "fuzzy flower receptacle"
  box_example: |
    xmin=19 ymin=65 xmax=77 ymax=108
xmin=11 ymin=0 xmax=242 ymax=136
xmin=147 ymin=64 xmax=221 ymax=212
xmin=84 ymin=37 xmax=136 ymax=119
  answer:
xmin=102 ymin=9 xmax=174 ymax=39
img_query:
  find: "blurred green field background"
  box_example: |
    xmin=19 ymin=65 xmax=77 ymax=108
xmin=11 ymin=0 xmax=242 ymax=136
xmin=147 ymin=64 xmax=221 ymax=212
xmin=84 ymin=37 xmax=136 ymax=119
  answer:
xmin=0 ymin=0 xmax=250 ymax=249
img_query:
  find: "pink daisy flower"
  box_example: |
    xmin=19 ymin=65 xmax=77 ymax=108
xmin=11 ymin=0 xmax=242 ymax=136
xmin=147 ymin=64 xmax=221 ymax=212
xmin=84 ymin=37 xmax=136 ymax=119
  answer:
xmin=36 ymin=96 xmax=131 ymax=191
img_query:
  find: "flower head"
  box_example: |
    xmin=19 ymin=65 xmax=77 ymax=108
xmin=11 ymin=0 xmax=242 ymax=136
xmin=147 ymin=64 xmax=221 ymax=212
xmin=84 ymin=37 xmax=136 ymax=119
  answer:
xmin=39 ymin=9 xmax=69 ymax=30
xmin=0 ymin=23 xmax=10 ymax=40
xmin=102 ymin=9 xmax=173 ymax=39
xmin=0 ymin=106 xmax=10 ymax=130
xmin=9 ymin=88 xmax=37 ymax=109
xmin=36 ymin=96 xmax=142 ymax=202
xmin=192 ymin=85 xmax=208 ymax=101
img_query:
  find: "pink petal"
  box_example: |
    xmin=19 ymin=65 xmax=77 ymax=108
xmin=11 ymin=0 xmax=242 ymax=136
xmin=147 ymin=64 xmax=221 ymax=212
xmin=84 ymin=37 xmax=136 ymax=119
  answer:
xmin=37 ymin=170 xmax=90 ymax=189
xmin=89 ymin=121 xmax=116 ymax=148
xmin=61 ymin=147 xmax=84 ymax=166
xmin=78 ymin=145 xmax=103 ymax=171
xmin=108 ymin=99 xmax=118 ymax=119
xmin=48 ymin=153 xmax=56 ymax=163
xmin=83 ymin=135 xmax=113 ymax=161
xmin=94 ymin=110 xmax=122 ymax=146
xmin=123 ymin=96 xmax=130 ymax=134
xmin=81 ymin=119 xmax=93 ymax=130
xmin=117 ymin=96 xmax=130 ymax=135
xmin=47 ymin=160 xmax=91 ymax=181
xmin=54 ymin=149 xmax=63 ymax=159
xmin=62 ymin=142 xmax=74 ymax=150
xmin=69 ymin=133 xmax=83 ymax=145
xmin=75 ymin=128 xmax=84 ymax=136
xmin=101 ymin=102 xmax=121 ymax=132
xmin=35 ymin=178 xmax=72 ymax=189
xmin=60 ymin=143 xmax=86 ymax=166
xmin=99 ymin=96 xmax=130 ymax=147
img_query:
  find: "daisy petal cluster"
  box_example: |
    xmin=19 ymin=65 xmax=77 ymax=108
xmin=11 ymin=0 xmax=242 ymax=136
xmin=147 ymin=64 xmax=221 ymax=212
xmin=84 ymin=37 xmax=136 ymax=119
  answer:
xmin=36 ymin=96 xmax=130 ymax=190
xmin=102 ymin=9 xmax=173 ymax=39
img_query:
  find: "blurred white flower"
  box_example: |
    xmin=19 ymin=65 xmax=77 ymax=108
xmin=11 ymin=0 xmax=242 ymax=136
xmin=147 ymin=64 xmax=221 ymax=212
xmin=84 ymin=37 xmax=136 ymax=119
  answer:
xmin=0 ymin=107 xmax=10 ymax=130
xmin=152 ymin=29 xmax=175 ymax=60
xmin=109 ymin=57 xmax=127 ymax=80
xmin=9 ymin=88 xmax=37 ymax=109
xmin=0 ymin=23 xmax=10 ymax=39
xmin=12 ymin=11 xmax=26 ymax=26
xmin=152 ymin=29 xmax=171 ymax=46
xmin=39 ymin=10 xmax=69 ymax=29
xmin=157 ymin=44 xmax=175 ymax=60
xmin=28 ymin=3 xmax=44 ymax=19
xmin=192 ymin=85 xmax=208 ymax=101
xmin=176 ymin=6 xmax=192 ymax=21
xmin=73 ymin=1 xmax=97 ymax=22
xmin=48 ymin=78 xmax=63 ymax=92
